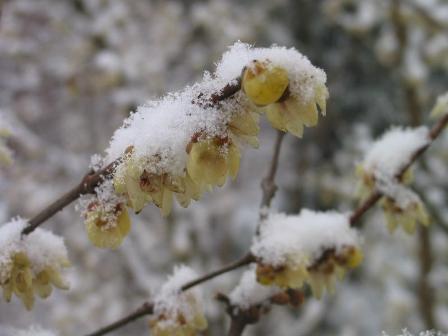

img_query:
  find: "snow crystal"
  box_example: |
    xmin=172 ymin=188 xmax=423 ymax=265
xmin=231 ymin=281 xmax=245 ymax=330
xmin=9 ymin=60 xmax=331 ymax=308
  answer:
xmin=229 ymin=265 xmax=281 ymax=309
xmin=0 ymin=218 xmax=69 ymax=283
xmin=362 ymin=126 xmax=430 ymax=181
xmin=152 ymin=265 xmax=204 ymax=327
xmin=251 ymin=210 xmax=360 ymax=267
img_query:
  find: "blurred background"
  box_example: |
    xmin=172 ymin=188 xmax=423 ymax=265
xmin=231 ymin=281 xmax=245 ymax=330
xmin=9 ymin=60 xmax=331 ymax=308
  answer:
xmin=0 ymin=0 xmax=448 ymax=335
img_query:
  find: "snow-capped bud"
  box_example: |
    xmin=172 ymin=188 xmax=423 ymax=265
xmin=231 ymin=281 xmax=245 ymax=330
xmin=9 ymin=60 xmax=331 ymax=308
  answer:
xmin=251 ymin=210 xmax=362 ymax=297
xmin=0 ymin=218 xmax=70 ymax=310
xmin=149 ymin=266 xmax=207 ymax=336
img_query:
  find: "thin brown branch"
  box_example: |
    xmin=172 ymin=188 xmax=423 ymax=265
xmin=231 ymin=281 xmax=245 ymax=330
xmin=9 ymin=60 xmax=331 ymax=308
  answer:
xmin=350 ymin=113 xmax=448 ymax=228
xmin=181 ymin=253 xmax=255 ymax=291
xmin=257 ymin=130 xmax=286 ymax=234
xmin=22 ymin=160 xmax=118 ymax=235
xmin=84 ymin=302 xmax=154 ymax=336
xmin=21 ymin=79 xmax=242 ymax=235
xmin=83 ymin=253 xmax=255 ymax=336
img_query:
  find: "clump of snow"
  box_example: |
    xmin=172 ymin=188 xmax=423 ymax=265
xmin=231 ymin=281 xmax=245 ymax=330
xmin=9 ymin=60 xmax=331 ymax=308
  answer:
xmin=152 ymin=265 xmax=204 ymax=328
xmin=104 ymin=42 xmax=327 ymax=178
xmin=229 ymin=265 xmax=281 ymax=309
xmin=251 ymin=210 xmax=360 ymax=267
xmin=0 ymin=218 xmax=69 ymax=283
xmin=361 ymin=126 xmax=430 ymax=181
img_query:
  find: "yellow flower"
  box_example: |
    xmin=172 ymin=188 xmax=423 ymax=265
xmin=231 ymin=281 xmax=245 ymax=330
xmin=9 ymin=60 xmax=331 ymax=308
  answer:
xmin=114 ymin=156 xmax=192 ymax=216
xmin=228 ymin=108 xmax=260 ymax=148
xmin=1 ymin=252 xmax=70 ymax=310
xmin=242 ymin=60 xmax=289 ymax=107
xmin=175 ymin=173 xmax=203 ymax=208
xmin=2 ymin=252 xmax=34 ymax=310
xmin=381 ymin=197 xmax=430 ymax=234
xmin=149 ymin=293 xmax=208 ymax=336
xmin=255 ymin=246 xmax=362 ymax=299
xmin=307 ymin=246 xmax=362 ymax=299
xmin=84 ymin=202 xmax=131 ymax=249
xmin=256 ymin=259 xmax=309 ymax=289
xmin=265 ymin=82 xmax=328 ymax=138
xmin=355 ymin=164 xmax=413 ymax=200
xmin=186 ymin=138 xmax=240 ymax=188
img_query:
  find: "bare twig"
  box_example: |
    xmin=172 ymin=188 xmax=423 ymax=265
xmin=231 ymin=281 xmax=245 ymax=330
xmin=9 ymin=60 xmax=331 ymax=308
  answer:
xmin=216 ymin=289 xmax=304 ymax=336
xmin=181 ymin=253 xmax=255 ymax=291
xmin=21 ymin=79 xmax=242 ymax=235
xmin=22 ymin=161 xmax=118 ymax=235
xmin=260 ymin=131 xmax=286 ymax=211
xmin=84 ymin=302 xmax=154 ymax=336
xmin=83 ymin=253 xmax=254 ymax=336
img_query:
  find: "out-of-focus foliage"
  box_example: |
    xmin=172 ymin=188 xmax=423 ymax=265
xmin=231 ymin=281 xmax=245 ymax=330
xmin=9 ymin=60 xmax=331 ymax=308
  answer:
xmin=0 ymin=0 xmax=447 ymax=335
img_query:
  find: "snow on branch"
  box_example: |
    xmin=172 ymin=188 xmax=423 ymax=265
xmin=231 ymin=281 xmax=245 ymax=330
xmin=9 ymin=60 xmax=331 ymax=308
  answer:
xmin=77 ymin=42 xmax=329 ymax=249
xmin=251 ymin=210 xmax=362 ymax=299
xmin=356 ymin=126 xmax=431 ymax=234
xmin=149 ymin=266 xmax=207 ymax=336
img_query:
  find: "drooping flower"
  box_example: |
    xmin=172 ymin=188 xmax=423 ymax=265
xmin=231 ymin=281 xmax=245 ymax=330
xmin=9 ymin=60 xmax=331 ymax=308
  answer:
xmin=381 ymin=195 xmax=430 ymax=234
xmin=251 ymin=210 xmax=362 ymax=298
xmin=307 ymin=245 xmax=362 ymax=299
xmin=149 ymin=266 xmax=207 ymax=336
xmin=84 ymin=201 xmax=131 ymax=249
xmin=80 ymin=180 xmax=132 ymax=249
xmin=227 ymin=93 xmax=260 ymax=148
xmin=265 ymin=82 xmax=328 ymax=138
xmin=0 ymin=218 xmax=70 ymax=310
xmin=186 ymin=137 xmax=240 ymax=188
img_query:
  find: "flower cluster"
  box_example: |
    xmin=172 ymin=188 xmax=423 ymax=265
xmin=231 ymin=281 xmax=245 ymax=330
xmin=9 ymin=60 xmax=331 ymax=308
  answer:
xmin=79 ymin=42 xmax=329 ymax=248
xmin=149 ymin=266 xmax=207 ymax=336
xmin=0 ymin=218 xmax=70 ymax=310
xmin=355 ymin=126 xmax=431 ymax=233
xmin=251 ymin=210 xmax=362 ymax=298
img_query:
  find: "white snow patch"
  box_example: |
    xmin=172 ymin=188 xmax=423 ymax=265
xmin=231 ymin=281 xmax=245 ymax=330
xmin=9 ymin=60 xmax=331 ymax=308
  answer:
xmin=229 ymin=265 xmax=281 ymax=309
xmin=0 ymin=218 xmax=69 ymax=283
xmin=251 ymin=209 xmax=360 ymax=267
xmin=362 ymin=126 xmax=430 ymax=181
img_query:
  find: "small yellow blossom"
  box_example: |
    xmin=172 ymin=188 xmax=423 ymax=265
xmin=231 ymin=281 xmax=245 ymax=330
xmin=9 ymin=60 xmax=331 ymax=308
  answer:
xmin=1 ymin=252 xmax=70 ymax=310
xmin=228 ymin=108 xmax=260 ymax=148
xmin=242 ymin=60 xmax=289 ymax=107
xmin=186 ymin=137 xmax=240 ymax=188
xmin=149 ymin=292 xmax=208 ymax=336
xmin=255 ymin=246 xmax=362 ymax=299
xmin=381 ymin=197 xmax=430 ymax=234
xmin=84 ymin=202 xmax=131 ymax=249
xmin=256 ymin=259 xmax=309 ymax=289
xmin=265 ymin=82 xmax=328 ymax=138
xmin=307 ymin=246 xmax=362 ymax=299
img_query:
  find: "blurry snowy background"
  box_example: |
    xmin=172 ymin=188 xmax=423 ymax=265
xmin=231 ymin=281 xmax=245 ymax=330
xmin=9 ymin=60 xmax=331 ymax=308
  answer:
xmin=1 ymin=0 xmax=448 ymax=335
